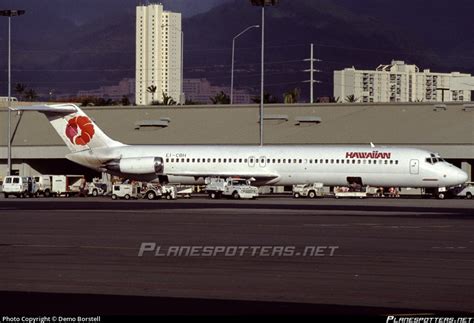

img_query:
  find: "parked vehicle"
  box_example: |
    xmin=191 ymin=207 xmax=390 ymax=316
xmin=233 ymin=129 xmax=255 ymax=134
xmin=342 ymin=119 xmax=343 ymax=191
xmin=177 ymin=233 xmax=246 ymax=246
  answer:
xmin=34 ymin=175 xmax=52 ymax=197
xmin=292 ymin=183 xmax=325 ymax=198
xmin=87 ymin=179 xmax=109 ymax=197
xmin=2 ymin=176 xmax=38 ymax=198
xmin=111 ymin=183 xmax=140 ymax=200
xmin=143 ymin=183 xmax=177 ymax=200
xmin=205 ymin=177 xmax=258 ymax=199
xmin=334 ymin=186 xmax=368 ymax=199
xmin=447 ymin=182 xmax=474 ymax=199
xmin=52 ymin=175 xmax=86 ymax=197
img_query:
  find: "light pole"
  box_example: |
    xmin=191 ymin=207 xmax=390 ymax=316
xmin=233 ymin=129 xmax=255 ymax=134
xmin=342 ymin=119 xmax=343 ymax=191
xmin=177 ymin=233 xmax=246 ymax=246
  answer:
xmin=161 ymin=24 xmax=184 ymax=105
xmin=250 ymin=0 xmax=278 ymax=146
xmin=1 ymin=9 xmax=25 ymax=176
xmin=231 ymin=25 xmax=259 ymax=105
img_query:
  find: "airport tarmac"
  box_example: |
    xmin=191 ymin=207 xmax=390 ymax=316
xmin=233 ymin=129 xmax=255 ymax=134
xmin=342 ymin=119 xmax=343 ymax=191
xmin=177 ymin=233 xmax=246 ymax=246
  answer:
xmin=0 ymin=197 xmax=473 ymax=315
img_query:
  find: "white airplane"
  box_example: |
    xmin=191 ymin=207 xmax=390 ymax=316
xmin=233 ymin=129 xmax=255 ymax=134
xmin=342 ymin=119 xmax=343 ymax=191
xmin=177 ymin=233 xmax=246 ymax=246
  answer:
xmin=15 ymin=104 xmax=468 ymax=188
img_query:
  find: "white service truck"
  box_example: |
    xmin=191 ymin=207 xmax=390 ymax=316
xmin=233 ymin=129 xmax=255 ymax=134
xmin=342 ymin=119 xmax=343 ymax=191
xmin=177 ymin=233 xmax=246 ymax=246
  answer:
xmin=2 ymin=176 xmax=39 ymax=198
xmin=52 ymin=175 xmax=86 ymax=197
xmin=34 ymin=175 xmax=52 ymax=197
xmin=292 ymin=183 xmax=325 ymax=198
xmin=205 ymin=177 xmax=259 ymax=199
xmin=143 ymin=183 xmax=177 ymax=200
xmin=111 ymin=183 xmax=140 ymax=200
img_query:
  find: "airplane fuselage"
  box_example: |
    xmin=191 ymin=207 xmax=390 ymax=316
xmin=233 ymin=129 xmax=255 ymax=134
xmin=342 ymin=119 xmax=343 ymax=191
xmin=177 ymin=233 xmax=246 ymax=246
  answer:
xmin=67 ymin=145 xmax=468 ymax=188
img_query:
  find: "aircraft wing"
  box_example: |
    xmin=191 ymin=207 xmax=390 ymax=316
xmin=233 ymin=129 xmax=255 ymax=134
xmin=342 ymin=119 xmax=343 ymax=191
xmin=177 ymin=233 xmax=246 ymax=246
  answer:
xmin=165 ymin=171 xmax=279 ymax=182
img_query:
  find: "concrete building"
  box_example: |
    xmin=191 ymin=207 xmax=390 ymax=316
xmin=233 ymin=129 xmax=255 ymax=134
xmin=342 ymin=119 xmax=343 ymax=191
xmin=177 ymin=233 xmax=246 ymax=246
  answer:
xmin=183 ymin=78 xmax=252 ymax=104
xmin=136 ymin=4 xmax=183 ymax=105
xmin=1 ymin=102 xmax=473 ymax=182
xmin=334 ymin=60 xmax=474 ymax=103
xmin=77 ymin=78 xmax=135 ymax=102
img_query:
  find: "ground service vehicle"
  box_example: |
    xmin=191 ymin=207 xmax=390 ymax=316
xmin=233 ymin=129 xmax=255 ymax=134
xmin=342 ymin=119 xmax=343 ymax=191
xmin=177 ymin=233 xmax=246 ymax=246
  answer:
xmin=52 ymin=175 xmax=86 ymax=197
xmin=34 ymin=175 xmax=52 ymax=197
xmin=334 ymin=186 xmax=368 ymax=199
xmin=87 ymin=179 xmax=108 ymax=196
xmin=448 ymin=182 xmax=474 ymax=199
xmin=205 ymin=177 xmax=258 ymax=199
xmin=144 ymin=183 xmax=177 ymax=200
xmin=2 ymin=176 xmax=38 ymax=198
xmin=292 ymin=183 xmax=325 ymax=198
xmin=111 ymin=183 xmax=140 ymax=200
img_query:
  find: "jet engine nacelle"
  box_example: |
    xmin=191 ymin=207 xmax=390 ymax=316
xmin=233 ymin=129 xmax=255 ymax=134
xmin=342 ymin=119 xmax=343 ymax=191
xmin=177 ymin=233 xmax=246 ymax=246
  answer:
xmin=105 ymin=157 xmax=164 ymax=175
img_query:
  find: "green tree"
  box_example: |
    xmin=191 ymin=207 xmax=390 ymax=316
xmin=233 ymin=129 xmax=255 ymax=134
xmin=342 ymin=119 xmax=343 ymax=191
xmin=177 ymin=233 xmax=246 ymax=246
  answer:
xmin=147 ymin=85 xmax=157 ymax=103
xmin=345 ymin=94 xmax=358 ymax=103
xmin=252 ymin=92 xmax=279 ymax=104
xmin=121 ymin=95 xmax=131 ymax=106
xmin=283 ymin=88 xmax=301 ymax=104
xmin=210 ymin=91 xmax=230 ymax=104
xmin=24 ymin=89 xmax=38 ymax=101
xmin=14 ymin=83 xmax=27 ymax=100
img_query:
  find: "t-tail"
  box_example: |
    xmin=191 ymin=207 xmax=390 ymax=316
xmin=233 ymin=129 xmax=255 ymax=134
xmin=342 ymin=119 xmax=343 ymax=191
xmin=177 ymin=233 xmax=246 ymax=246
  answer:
xmin=14 ymin=103 xmax=125 ymax=153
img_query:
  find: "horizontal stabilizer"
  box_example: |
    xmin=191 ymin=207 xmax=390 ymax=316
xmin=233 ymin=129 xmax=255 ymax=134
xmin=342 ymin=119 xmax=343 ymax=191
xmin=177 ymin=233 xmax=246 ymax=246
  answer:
xmin=12 ymin=104 xmax=78 ymax=114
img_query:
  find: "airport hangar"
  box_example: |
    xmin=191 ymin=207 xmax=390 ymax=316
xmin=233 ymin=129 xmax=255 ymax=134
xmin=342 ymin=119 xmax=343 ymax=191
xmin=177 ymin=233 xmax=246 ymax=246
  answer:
xmin=0 ymin=101 xmax=473 ymax=182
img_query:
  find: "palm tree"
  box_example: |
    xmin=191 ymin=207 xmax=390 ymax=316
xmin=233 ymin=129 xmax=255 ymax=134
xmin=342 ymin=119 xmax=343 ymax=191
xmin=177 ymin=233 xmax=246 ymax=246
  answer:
xmin=328 ymin=96 xmax=340 ymax=103
xmin=121 ymin=95 xmax=131 ymax=106
xmin=161 ymin=92 xmax=177 ymax=105
xmin=210 ymin=91 xmax=230 ymax=104
xmin=283 ymin=88 xmax=301 ymax=104
xmin=252 ymin=92 xmax=279 ymax=104
xmin=345 ymin=94 xmax=358 ymax=103
xmin=147 ymin=85 xmax=157 ymax=103
xmin=24 ymin=89 xmax=38 ymax=101
xmin=15 ymin=83 xmax=27 ymax=100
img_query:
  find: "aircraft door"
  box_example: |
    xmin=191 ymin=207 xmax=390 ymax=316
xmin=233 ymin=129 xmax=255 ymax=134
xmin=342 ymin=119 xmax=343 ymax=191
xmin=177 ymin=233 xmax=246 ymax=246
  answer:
xmin=154 ymin=157 xmax=164 ymax=174
xmin=409 ymin=159 xmax=419 ymax=175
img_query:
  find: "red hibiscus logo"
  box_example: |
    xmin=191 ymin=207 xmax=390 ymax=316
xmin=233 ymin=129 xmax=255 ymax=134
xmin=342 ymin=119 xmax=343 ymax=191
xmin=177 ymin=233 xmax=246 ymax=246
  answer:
xmin=65 ymin=116 xmax=95 ymax=146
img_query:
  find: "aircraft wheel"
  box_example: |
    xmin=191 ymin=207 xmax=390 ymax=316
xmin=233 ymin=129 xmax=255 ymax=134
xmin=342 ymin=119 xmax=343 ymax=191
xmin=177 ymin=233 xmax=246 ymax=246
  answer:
xmin=466 ymin=192 xmax=472 ymax=199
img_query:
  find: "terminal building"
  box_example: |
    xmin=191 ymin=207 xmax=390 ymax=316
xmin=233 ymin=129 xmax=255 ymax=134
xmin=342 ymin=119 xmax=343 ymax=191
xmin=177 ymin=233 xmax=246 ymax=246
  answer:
xmin=334 ymin=60 xmax=474 ymax=103
xmin=1 ymin=102 xmax=473 ymax=183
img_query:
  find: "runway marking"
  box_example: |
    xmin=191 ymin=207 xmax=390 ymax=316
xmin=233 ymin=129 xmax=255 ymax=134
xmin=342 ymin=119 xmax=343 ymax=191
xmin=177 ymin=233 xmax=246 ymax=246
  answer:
xmin=432 ymin=246 xmax=467 ymax=249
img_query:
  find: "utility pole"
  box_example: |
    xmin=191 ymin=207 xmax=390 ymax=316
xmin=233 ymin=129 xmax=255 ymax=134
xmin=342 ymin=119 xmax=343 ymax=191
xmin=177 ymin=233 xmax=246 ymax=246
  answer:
xmin=303 ymin=43 xmax=321 ymax=103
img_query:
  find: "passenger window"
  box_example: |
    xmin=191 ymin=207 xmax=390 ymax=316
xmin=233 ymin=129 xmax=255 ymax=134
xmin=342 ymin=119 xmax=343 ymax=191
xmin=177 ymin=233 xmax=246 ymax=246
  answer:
xmin=267 ymin=159 xmax=271 ymax=164
xmin=277 ymin=159 xmax=281 ymax=163
xmin=336 ymin=160 xmax=339 ymax=164
xmin=325 ymin=159 xmax=329 ymax=164
xmin=186 ymin=158 xmax=190 ymax=163
xmin=309 ymin=159 xmax=312 ymax=164
xmin=341 ymin=160 xmax=344 ymax=164
xmin=181 ymin=158 xmax=185 ymax=162
xmin=395 ymin=160 xmax=399 ymax=165
xmin=288 ymin=159 xmax=291 ymax=164
xmin=357 ymin=160 xmax=361 ymax=164
xmin=13 ymin=178 xmax=20 ymax=183
xmin=239 ymin=159 xmax=242 ymax=163
xmin=166 ymin=158 xmax=169 ymax=162
xmin=213 ymin=158 xmax=216 ymax=163
xmin=384 ymin=160 xmax=388 ymax=164
xmin=244 ymin=159 xmax=248 ymax=163
xmin=171 ymin=158 xmax=175 ymax=162
xmin=223 ymin=159 xmax=227 ymax=163
xmin=331 ymin=159 xmax=334 ymax=164
xmin=293 ymin=159 xmax=297 ymax=163
xmin=218 ymin=159 xmax=222 ymax=163
xmin=272 ymin=159 xmax=276 ymax=163
xmin=299 ymin=159 xmax=302 ymax=164
xmin=6 ymin=178 xmax=12 ymax=184
xmin=390 ymin=160 xmax=393 ymax=164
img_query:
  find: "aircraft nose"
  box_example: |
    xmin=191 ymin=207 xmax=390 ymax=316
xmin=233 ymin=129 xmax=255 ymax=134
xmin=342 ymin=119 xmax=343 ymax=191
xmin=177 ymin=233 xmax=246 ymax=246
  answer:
xmin=450 ymin=168 xmax=468 ymax=186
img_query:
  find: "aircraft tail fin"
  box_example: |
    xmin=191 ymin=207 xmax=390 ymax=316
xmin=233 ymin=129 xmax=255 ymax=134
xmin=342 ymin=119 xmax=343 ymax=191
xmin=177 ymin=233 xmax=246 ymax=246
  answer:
xmin=13 ymin=104 xmax=125 ymax=153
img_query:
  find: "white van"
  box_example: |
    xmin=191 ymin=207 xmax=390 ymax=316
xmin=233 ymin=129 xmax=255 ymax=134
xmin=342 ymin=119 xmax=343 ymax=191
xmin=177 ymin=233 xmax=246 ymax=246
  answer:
xmin=34 ymin=175 xmax=52 ymax=197
xmin=52 ymin=175 xmax=86 ymax=197
xmin=2 ymin=176 xmax=38 ymax=198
